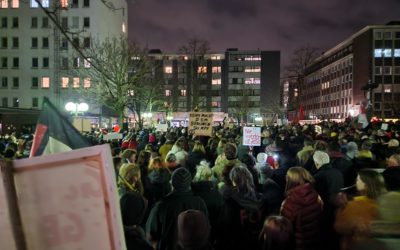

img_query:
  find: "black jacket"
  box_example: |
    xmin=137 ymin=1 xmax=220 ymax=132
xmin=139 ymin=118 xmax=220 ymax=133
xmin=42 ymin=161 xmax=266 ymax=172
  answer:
xmin=146 ymin=190 xmax=208 ymax=250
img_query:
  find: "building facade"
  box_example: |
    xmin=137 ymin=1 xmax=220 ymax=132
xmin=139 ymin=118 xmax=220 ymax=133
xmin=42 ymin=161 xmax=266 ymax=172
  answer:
xmin=149 ymin=49 xmax=280 ymax=123
xmin=302 ymin=22 xmax=400 ymax=120
xmin=0 ymin=0 xmax=127 ymax=116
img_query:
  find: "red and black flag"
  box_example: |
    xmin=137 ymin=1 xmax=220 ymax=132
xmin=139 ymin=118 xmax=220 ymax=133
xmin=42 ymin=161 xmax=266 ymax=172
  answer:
xmin=30 ymin=97 xmax=91 ymax=157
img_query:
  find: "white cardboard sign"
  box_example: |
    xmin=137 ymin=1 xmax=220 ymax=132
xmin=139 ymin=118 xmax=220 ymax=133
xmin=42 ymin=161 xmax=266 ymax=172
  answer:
xmin=243 ymin=127 xmax=261 ymax=146
xmin=11 ymin=145 xmax=126 ymax=250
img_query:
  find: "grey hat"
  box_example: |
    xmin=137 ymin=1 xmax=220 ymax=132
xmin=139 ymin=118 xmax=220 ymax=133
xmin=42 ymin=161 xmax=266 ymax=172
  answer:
xmin=171 ymin=168 xmax=192 ymax=191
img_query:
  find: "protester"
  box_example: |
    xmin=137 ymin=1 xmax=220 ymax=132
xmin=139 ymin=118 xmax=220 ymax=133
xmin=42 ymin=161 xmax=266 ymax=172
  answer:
xmin=177 ymin=209 xmax=212 ymax=250
xmin=259 ymin=215 xmax=295 ymax=250
xmin=117 ymin=163 xmax=144 ymax=197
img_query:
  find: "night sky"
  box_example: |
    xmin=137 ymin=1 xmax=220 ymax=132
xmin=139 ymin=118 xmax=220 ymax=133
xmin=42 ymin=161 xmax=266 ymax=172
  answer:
xmin=128 ymin=0 xmax=400 ymax=66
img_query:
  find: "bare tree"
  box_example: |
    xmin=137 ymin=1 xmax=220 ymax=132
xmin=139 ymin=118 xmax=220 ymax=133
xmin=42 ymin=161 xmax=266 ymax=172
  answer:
xmin=283 ymin=45 xmax=320 ymax=114
xmin=179 ymin=39 xmax=210 ymax=111
xmin=73 ymin=36 xmax=163 ymax=129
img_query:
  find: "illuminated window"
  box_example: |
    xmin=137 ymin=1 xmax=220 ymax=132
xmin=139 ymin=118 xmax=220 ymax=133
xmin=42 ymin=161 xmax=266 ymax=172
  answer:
xmin=122 ymin=22 xmax=126 ymax=33
xmin=212 ymin=66 xmax=221 ymax=73
xmin=60 ymin=0 xmax=68 ymax=8
xmin=395 ymin=49 xmax=400 ymax=57
xmin=181 ymin=89 xmax=186 ymax=96
xmin=41 ymin=77 xmax=50 ymax=88
xmin=165 ymin=89 xmax=171 ymax=96
xmin=383 ymin=49 xmax=392 ymax=57
xmin=165 ymin=66 xmax=172 ymax=74
xmin=212 ymin=79 xmax=221 ymax=85
xmin=83 ymin=77 xmax=91 ymax=88
xmin=244 ymin=78 xmax=260 ymax=84
xmin=1 ymin=0 xmax=9 ymax=8
xmin=197 ymin=66 xmax=207 ymax=73
xmin=384 ymin=87 xmax=391 ymax=93
xmin=211 ymin=101 xmax=220 ymax=107
xmin=84 ymin=58 xmax=91 ymax=68
xmin=73 ymin=77 xmax=80 ymax=88
xmin=30 ymin=0 xmax=38 ymax=7
xmin=128 ymin=90 xmax=134 ymax=96
xmin=211 ymin=55 xmax=221 ymax=60
xmin=245 ymin=66 xmax=261 ymax=72
xmin=11 ymin=0 xmax=19 ymax=8
xmin=244 ymin=55 xmax=261 ymax=61
xmin=42 ymin=0 xmax=49 ymax=7
xmin=61 ymin=77 xmax=69 ymax=88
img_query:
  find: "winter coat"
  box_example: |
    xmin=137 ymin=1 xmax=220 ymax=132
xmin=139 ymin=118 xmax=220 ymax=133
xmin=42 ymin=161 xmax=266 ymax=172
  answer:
xmin=159 ymin=142 xmax=173 ymax=161
xmin=146 ymin=169 xmax=171 ymax=203
xmin=329 ymin=151 xmax=357 ymax=187
xmin=335 ymin=196 xmax=379 ymax=250
xmin=166 ymin=145 xmax=188 ymax=168
xmin=281 ymin=183 xmax=323 ymax=250
xmin=186 ymin=151 xmax=207 ymax=177
xmin=219 ymin=187 xmax=267 ymax=250
xmin=146 ymin=190 xmax=208 ymax=250
xmin=124 ymin=226 xmax=153 ymax=250
xmin=192 ymin=181 xmax=225 ymax=243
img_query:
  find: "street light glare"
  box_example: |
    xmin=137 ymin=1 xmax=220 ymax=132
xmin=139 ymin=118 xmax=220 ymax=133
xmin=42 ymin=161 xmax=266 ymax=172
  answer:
xmin=65 ymin=102 xmax=76 ymax=112
xmin=78 ymin=103 xmax=89 ymax=112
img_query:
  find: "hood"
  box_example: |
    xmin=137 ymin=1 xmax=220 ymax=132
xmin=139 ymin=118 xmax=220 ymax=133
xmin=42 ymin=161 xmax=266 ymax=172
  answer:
xmin=228 ymin=189 xmax=265 ymax=211
xmin=287 ymin=183 xmax=320 ymax=206
xmin=148 ymin=169 xmax=170 ymax=184
xmin=169 ymin=144 xmax=183 ymax=154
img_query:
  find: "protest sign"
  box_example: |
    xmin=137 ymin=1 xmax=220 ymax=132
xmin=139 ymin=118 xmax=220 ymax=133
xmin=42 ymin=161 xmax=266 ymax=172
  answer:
xmin=156 ymin=124 xmax=168 ymax=132
xmin=189 ymin=112 xmax=213 ymax=136
xmin=103 ymin=132 xmax=123 ymax=141
xmin=381 ymin=123 xmax=388 ymax=131
xmin=10 ymin=145 xmax=125 ymax=250
xmin=243 ymin=127 xmax=261 ymax=146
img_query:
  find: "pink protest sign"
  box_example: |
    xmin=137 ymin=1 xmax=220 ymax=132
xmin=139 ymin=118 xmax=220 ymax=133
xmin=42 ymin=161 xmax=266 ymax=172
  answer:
xmin=243 ymin=127 xmax=261 ymax=146
xmin=12 ymin=145 xmax=126 ymax=250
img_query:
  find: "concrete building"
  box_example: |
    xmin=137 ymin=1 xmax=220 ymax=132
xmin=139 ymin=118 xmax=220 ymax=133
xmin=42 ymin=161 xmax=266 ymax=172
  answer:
xmin=302 ymin=22 xmax=400 ymax=120
xmin=148 ymin=49 xmax=280 ymax=123
xmin=0 ymin=0 xmax=127 ymax=122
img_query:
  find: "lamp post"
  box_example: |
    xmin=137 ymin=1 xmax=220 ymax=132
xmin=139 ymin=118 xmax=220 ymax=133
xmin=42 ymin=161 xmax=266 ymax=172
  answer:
xmin=65 ymin=102 xmax=89 ymax=131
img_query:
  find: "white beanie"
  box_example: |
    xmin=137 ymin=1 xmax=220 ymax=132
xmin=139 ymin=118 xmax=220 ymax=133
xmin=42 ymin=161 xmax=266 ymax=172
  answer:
xmin=313 ymin=150 xmax=330 ymax=168
xmin=256 ymin=153 xmax=268 ymax=163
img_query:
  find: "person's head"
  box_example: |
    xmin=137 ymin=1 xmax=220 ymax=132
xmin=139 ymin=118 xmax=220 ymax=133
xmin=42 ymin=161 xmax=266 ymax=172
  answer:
xmin=144 ymin=143 xmax=153 ymax=152
xmin=171 ymin=167 xmax=192 ymax=192
xmin=260 ymin=216 xmax=294 ymax=250
xmin=178 ymin=210 xmax=210 ymax=249
xmin=118 ymin=163 xmax=143 ymax=195
xmin=314 ymin=140 xmax=329 ymax=152
xmin=361 ymin=139 xmax=373 ymax=151
xmin=120 ymin=192 xmax=147 ymax=226
xmin=328 ymin=141 xmax=341 ymax=153
xmin=224 ymin=142 xmax=238 ymax=160
xmin=304 ymin=137 xmax=314 ymax=147
xmin=148 ymin=156 xmax=164 ymax=171
xmin=137 ymin=150 xmax=151 ymax=166
xmin=229 ymin=165 xmax=255 ymax=195
xmin=193 ymin=161 xmax=212 ymax=182
xmin=313 ymin=150 xmax=330 ymax=169
xmin=387 ymin=154 xmax=400 ymax=168
xmin=285 ymin=166 xmax=315 ymax=193
xmin=166 ymin=152 xmax=177 ymax=164
xmin=346 ymin=141 xmax=359 ymax=159
xmin=356 ymin=169 xmax=387 ymax=199
xmin=121 ymin=149 xmax=137 ymax=163
xmin=192 ymin=140 xmax=206 ymax=154
xmin=388 ymin=139 xmax=399 ymax=148
xmin=175 ymin=136 xmax=186 ymax=149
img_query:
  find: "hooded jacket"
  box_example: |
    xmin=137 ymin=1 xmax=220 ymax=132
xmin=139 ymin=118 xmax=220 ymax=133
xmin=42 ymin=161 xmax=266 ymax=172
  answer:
xmin=281 ymin=183 xmax=323 ymax=250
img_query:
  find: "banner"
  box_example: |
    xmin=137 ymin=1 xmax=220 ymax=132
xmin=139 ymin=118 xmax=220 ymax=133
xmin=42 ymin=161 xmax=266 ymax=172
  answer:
xmin=103 ymin=133 xmax=123 ymax=141
xmin=189 ymin=112 xmax=213 ymax=137
xmin=243 ymin=127 xmax=261 ymax=146
xmin=156 ymin=124 xmax=168 ymax=132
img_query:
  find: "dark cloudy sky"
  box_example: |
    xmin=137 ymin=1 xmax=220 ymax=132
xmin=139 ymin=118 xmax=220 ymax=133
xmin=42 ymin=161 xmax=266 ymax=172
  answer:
xmin=127 ymin=0 xmax=400 ymax=66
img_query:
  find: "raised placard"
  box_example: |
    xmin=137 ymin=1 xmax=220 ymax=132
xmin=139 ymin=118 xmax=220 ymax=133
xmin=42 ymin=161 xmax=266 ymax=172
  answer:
xmin=12 ymin=145 xmax=126 ymax=250
xmin=156 ymin=124 xmax=168 ymax=132
xmin=243 ymin=127 xmax=261 ymax=146
xmin=189 ymin=112 xmax=213 ymax=137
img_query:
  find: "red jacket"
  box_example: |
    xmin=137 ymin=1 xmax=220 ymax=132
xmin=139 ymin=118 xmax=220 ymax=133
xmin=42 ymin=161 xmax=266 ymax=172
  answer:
xmin=281 ymin=183 xmax=323 ymax=250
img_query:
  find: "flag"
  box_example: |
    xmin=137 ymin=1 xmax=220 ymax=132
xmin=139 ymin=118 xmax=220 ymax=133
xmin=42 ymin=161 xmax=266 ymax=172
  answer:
xmin=30 ymin=97 xmax=91 ymax=157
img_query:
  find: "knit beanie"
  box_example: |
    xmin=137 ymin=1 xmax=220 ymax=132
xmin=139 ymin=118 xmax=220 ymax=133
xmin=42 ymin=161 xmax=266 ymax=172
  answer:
xmin=171 ymin=168 xmax=192 ymax=191
xmin=313 ymin=150 xmax=330 ymax=168
xmin=178 ymin=209 xmax=210 ymax=249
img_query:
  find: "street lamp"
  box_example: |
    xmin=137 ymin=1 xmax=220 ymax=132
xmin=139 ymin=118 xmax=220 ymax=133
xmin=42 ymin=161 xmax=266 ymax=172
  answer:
xmin=65 ymin=102 xmax=89 ymax=115
xmin=65 ymin=102 xmax=89 ymax=131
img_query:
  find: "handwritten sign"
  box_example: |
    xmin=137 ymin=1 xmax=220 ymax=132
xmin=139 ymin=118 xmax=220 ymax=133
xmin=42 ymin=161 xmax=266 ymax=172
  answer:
xmin=12 ymin=145 xmax=126 ymax=250
xmin=156 ymin=124 xmax=168 ymax=132
xmin=189 ymin=112 xmax=213 ymax=137
xmin=103 ymin=132 xmax=123 ymax=141
xmin=243 ymin=127 xmax=261 ymax=146
xmin=381 ymin=123 xmax=388 ymax=131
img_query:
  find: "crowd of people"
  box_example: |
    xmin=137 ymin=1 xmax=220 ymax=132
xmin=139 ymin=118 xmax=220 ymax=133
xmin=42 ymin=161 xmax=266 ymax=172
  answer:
xmin=1 ymin=120 xmax=400 ymax=250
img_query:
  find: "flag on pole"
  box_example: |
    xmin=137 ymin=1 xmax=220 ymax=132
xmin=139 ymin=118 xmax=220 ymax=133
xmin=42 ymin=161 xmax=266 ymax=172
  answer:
xmin=30 ymin=97 xmax=91 ymax=157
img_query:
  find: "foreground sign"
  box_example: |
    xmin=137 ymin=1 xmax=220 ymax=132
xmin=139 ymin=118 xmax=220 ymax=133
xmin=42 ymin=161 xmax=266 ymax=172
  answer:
xmin=243 ymin=127 xmax=261 ymax=146
xmin=189 ymin=112 xmax=213 ymax=136
xmin=1 ymin=145 xmax=126 ymax=250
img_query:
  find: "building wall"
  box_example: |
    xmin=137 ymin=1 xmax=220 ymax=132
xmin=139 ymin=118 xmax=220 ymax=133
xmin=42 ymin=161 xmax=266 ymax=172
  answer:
xmin=0 ymin=0 xmax=127 ymax=114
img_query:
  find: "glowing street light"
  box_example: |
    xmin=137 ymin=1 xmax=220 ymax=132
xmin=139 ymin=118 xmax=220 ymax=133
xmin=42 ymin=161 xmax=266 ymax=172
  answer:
xmin=65 ymin=102 xmax=89 ymax=115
